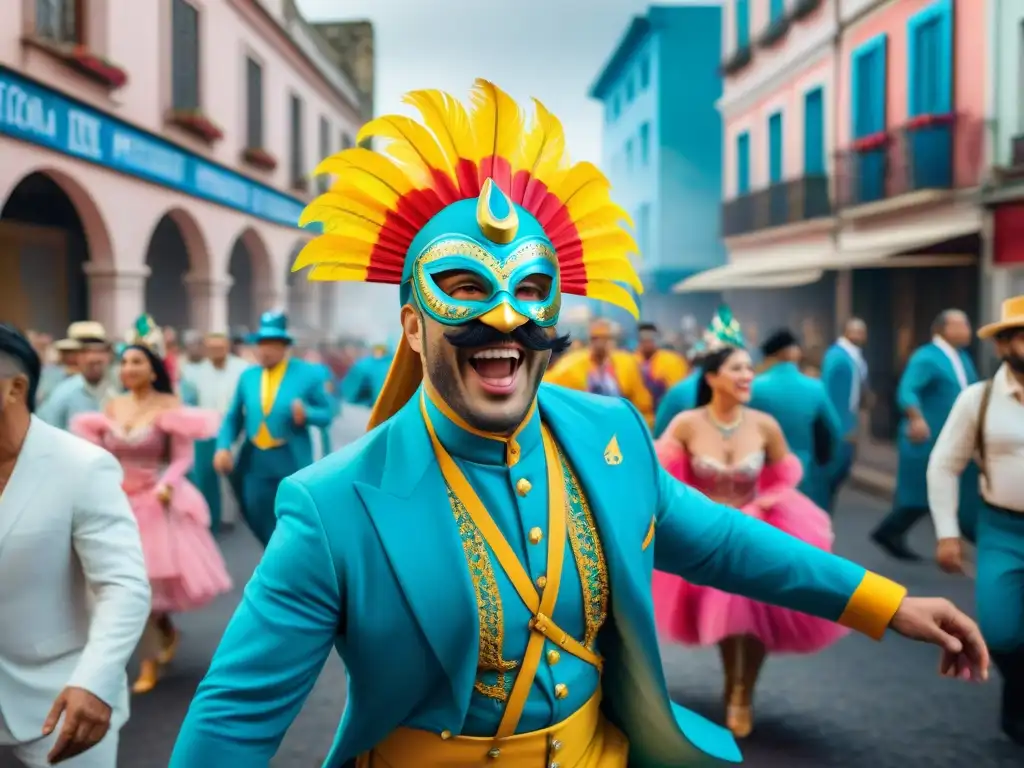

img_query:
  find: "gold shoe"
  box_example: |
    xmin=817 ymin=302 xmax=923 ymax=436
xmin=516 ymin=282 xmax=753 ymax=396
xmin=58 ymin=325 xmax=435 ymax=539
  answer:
xmin=726 ymin=702 xmax=753 ymax=738
xmin=132 ymin=660 xmax=160 ymax=694
xmin=157 ymin=626 xmax=180 ymax=665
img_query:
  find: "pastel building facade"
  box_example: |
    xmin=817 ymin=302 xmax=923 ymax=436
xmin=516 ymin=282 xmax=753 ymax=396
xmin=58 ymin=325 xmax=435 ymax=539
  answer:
xmin=0 ymin=0 xmax=369 ymax=342
xmin=588 ymin=5 xmax=725 ymax=335
xmin=680 ymin=0 xmax=989 ymax=438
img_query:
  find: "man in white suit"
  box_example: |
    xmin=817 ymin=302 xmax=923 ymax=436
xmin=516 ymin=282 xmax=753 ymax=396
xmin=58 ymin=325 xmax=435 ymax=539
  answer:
xmin=0 ymin=325 xmax=150 ymax=767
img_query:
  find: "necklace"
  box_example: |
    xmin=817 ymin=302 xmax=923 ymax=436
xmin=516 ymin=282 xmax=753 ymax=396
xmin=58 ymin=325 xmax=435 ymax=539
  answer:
xmin=707 ymin=407 xmax=743 ymax=439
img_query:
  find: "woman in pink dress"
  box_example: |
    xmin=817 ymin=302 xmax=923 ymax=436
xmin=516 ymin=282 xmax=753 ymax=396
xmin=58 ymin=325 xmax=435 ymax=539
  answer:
xmin=71 ymin=325 xmax=232 ymax=694
xmin=652 ymin=345 xmax=846 ymax=738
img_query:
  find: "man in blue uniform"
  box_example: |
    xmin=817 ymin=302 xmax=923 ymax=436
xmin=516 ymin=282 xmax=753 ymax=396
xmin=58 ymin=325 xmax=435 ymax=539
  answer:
xmin=212 ymin=311 xmax=333 ymax=547
xmin=341 ymin=341 xmax=394 ymax=408
xmin=873 ymin=309 xmax=978 ymax=559
xmin=172 ymin=80 xmax=988 ymax=768
xmin=821 ymin=317 xmax=869 ymax=512
xmin=751 ymin=329 xmax=843 ymax=511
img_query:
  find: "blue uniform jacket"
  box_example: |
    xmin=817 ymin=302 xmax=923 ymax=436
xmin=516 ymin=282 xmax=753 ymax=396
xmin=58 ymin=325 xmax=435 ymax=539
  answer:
xmin=751 ymin=362 xmax=843 ymax=509
xmin=341 ymin=354 xmax=394 ymax=408
xmin=172 ymin=384 xmax=899 ymax=767
xmin=217 ymin=359 xmax=334 ymax=471
xmin=653 ymin=368 xmax=702 ymax=437
xmin=895 ymin=342 xmax=979 ymax=510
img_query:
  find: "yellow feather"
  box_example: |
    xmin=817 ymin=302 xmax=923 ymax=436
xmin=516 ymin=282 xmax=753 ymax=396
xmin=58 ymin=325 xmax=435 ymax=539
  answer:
xmin=576 ymin=258 xmax=642 ymax=292
xmin=328 ymin=176 xmax=402 ymax=211
xmin=301 ymin=193 xmax=392 ymax=228
xmin=308 ymin=265 xmax=371 ymax=282
xmin=469 ymin=79 xmax=523 ymax=164
xmin=549 ymin=162 xmax=610 ymax=205
xmin=580 ymin=230 xmax=641 ymax=260
xmin=572 ymin=205 xmax=635 ymax=233
xmin=307 ymin=219 xmax=383 ymax=241
xmin=584 ymin=281 xmax=641 ymax=317
xmin=292 ymin=236 xmax=375 ymax=270
xmin=563 ymin=184 xmax=623 ymax=224
xmin=515 ymin=98 xmax=568 ymax=182
xmin=402 ymin=89 xmax=475 ymax=168
xmin=356 ymin=115 xmax=456 ymax=181
xmin=314 ymin=148 xmax=416 ymax=195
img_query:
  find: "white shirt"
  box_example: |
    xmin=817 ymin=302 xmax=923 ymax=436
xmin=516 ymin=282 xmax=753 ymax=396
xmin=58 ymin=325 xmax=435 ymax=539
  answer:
xmin=932 ymin=335 xmax=968 ymax=390
xmin=837 ymin=337 xmax=868 ymax=412
xmin=927 ymin=364 xmax=1024 ymax=539
xmin=185 ymin=356 xmax=249 ymax=413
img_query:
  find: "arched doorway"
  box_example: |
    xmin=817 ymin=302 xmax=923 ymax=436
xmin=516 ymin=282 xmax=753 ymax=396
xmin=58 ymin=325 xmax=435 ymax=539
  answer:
xmin=286 ymin=243 xmax=318 ymax=342
xmin=0 ymin=171 xmax=96 ymax=334
xmin=227 ymin=228 xmax=272 ymax=332
xmin=144 ymin=210 xmax=206 ymax=332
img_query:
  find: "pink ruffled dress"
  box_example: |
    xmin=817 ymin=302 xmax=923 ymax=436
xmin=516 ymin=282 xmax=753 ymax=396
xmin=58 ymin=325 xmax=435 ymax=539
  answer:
xmin=71 ymin=408 xmax=233 ymax=613
xmin=652 ymin=440 xmax=848 ymax=653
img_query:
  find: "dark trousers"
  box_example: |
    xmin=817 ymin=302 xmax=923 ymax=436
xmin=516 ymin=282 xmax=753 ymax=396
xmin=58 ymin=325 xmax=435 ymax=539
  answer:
xmin=874 ymin=505 xmax=930 ymax=541
xmin=241 ymin=445 xmax=297 ymax=548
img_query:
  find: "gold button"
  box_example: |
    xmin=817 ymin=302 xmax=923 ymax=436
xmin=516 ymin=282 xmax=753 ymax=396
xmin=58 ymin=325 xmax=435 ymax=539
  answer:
xmin=536 ymin=575 xmax=547 ymax=589
xmin=488 ymin=747 xmax=501 ymax=758
xmin=554 ymin=683 xmax=568 ymax=699
xmin=547 ymin=649 xmax=561 ymax=665
xmin=529 ymin=527 xmax=543 ymax=544
xmin=516 ymin=478 xmax=532 ymax=496
xmin=440 ymin=730 xmax=452 ymax=740
xmin=509 ymin=442 xmax=520 ymax=457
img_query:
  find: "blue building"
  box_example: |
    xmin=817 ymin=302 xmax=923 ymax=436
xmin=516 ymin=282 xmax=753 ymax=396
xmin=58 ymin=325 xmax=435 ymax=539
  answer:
xmin=588 ymin=5 xmax=725 ymax=333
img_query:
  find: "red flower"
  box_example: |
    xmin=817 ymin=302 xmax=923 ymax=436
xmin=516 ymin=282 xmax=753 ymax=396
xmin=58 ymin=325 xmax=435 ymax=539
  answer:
xmin=905 ymin=113 xmax=955 ymax=131
xmin=242 ymin=147 xmax=278 ymax=171
xmin=851 ymin=131 xmax=889 ymax=152
xmin=63 ymin=45 xmax=129 ymax=89
xmin=168 ymin=110 xmax=224 ymax=143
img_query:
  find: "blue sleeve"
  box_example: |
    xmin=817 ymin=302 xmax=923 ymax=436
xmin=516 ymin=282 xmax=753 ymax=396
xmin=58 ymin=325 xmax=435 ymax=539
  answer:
xmin=216 ymin=377 xmax=246 ymax=452
xmin=822 ymin=354 xmax=852 ymax=421
xmin=37 ymin=388 xmax=68 ymax=429
xmin=818 ymin=385 xmax=844 ymax=445
xmin=340 ymin=361 xmax=370 ymax=406
xmin=896 ymin=354 xmax=932 ymax=413
xmin=302 ymin=370 xmax=334 ymax=428
xmin=653 ymin=466 xmax=865 ymax=621
xmin=169 ymin=479 xmax=341 ymax=766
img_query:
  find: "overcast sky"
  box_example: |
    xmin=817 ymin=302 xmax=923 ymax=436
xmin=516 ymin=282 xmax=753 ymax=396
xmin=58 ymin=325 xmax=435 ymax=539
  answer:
xmin=297 ymin=0 xmax=713 ymax=163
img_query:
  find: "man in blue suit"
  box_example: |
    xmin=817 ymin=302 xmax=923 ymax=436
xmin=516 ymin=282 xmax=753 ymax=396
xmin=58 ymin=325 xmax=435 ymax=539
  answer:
xmin=821 ymin=317 xmax=869 ymax=511
xmin=212 ymin=311 xmax=333 ymax=547
xmin=341 ymin=341 xmax=394 ymax=408
xmin=172 ymin=81 xmax=987 ymax=768
xmin=873 ymin=309 xmax=979 ymax=559
xmin=751 ymin=330 xmax=843 ymax=511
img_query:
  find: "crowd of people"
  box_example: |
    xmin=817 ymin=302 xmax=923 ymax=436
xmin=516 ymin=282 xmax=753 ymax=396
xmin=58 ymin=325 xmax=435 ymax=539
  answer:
xmin=0 ymin=76 xmax=1017 ymax=768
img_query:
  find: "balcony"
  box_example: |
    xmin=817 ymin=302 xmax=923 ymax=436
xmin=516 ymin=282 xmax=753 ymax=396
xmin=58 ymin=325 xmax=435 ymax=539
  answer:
xmin=722 ymin=176 xmax=832 ymax=237
xmin=835 ymin=114 xmax=983 ymax=210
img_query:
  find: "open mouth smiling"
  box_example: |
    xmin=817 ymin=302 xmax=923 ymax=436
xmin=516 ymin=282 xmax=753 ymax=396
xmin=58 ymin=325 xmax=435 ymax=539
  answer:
xmin=465 ymin=345 xmax=524 ymax=396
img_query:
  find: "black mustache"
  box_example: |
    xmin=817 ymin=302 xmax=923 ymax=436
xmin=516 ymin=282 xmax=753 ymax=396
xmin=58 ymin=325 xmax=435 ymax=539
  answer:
xmin=445 ymin=319 xmax=571 ymax=354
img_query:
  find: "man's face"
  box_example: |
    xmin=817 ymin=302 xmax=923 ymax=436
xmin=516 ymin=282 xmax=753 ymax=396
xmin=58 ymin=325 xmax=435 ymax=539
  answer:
xmin=256 ymin=340 xmax=288 ymax=368
xmin=164 ymin=328 xmax=178 ymax=350
xmin=942 ymin=313 xmax=972 ymax=348
xmin=996 ymin=329 xmax=1024 ymax=373
xmin=846 ymin=323 xmax=867 ymax=347
xmin=404 ymin=271 xmax=553 ymax=434
xmin=590 ymin=332 xmax=613 ymax=358
xmin=637 ymin=333 xmax=658 ymax=358
xmin=0 ymin=366 xmax=29 ymax=417
xmin=206 ymin=336 xmax=230 ymax=364
xmin=78 ymin=348 xmax=108 ymax=384
xmin=185 ymin=339 xmax=205 ymax=362
xmin=60 ymin=349 xmax=79 ymax=368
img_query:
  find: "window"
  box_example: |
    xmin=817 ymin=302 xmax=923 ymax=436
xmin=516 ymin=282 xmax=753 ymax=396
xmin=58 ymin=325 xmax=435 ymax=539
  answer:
xmin=803 ymin=88 xmax=825 ymax=175
xmin=768 ymin=112 xmax=783 ymax=183
xmin=851 ymin=36 xmax=888 ymax=137
xmin=36 ymin=0 xmax=81 ymax=44
xmin=318 ymin=116 xmax=331 ymax=193
xmin=636 ymin=203 xmax=651 ymax=257
xmin=340 ymin=132 xmax=354 ymax=149
xmin=171 ymin=0 xmax=200 ymax=111
xmin=625 ymin=75 xmax=635 ymax=104
xmin=908 ymin=0 xmax=952 ymax=116
xmin=736 ymin=132 xmax=750 ymax=194
xmin=769 ymin=0 xmax=785 ymax=22
xmin=639 ymin=56 xmax=650 ymax=90
xmin=639 ymin=122 xmax=650 ymax=165
xmin=290 ymin=94 xmax=305 ymax=187
xmin=735 ymin=0 xmax=750 ymax=49
xmin=625 ymin=139 xmax=634 ymax=172
xmin=612 ymin=94 xmax=621 ymax=120
xmin=245 ymin=57 xmax=263 ymax=149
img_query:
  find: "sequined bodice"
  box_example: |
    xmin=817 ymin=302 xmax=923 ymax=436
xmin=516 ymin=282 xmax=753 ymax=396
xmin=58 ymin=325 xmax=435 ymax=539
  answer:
xmin=689 ymin=452 xmax=765 ymax=506
xmin=96 ymin=420 xmax=169 ymax=493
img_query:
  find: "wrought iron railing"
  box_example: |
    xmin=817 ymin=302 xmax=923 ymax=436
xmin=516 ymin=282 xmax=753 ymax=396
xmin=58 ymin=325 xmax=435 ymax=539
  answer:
xmin=721 ymin=175 xmax=832 ymax=237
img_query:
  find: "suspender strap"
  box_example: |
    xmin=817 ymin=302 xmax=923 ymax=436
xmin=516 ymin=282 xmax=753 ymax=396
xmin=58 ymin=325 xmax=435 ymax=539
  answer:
xmin=975 ymin=379 xmax=994 ymax=490
xmin=420 ymin=396 xmax=601 ymax=739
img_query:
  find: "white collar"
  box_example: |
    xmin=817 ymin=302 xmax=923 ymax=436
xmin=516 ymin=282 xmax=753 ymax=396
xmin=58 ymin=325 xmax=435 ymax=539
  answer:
xmin=932 ymin=335 xmax=958 ymax=357
xmin=994 ymin=363 xmax=1024 ymax=400
xmin=837 ymin=337 xmax=863 ymax=359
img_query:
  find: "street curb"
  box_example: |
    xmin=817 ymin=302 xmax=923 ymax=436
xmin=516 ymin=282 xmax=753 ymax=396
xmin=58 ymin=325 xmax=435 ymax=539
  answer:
xmin=849 ymin=464 xmax=895 ymax=500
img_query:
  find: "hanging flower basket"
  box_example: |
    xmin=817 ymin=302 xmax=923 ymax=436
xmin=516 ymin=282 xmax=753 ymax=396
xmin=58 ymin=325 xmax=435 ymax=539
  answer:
xmin=720 ymin=45 xmax=753 ymax=76
xmin=66 ymin=45 xmax=128 ymax=89
xmin=790 ymin=0 xmax=823 ymax=21
xmin=905 ymin=113 xmax=955 ymax=131
xmin=167 ymin=109 xmax=224 ymax=143
xmin=851 ymin=131 xmax=889 ymax=152
xmin=242 ymin=146 xmax=278 ymax=171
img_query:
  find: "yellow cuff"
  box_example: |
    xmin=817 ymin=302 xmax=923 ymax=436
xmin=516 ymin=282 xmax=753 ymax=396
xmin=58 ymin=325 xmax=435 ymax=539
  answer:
xmin=837 ymin=571 xmax=907 ymax=641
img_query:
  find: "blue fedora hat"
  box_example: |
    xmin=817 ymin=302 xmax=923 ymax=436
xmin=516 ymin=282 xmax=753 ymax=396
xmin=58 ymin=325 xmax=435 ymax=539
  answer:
xmin=252 ymin=311 xmax=293 ymax=344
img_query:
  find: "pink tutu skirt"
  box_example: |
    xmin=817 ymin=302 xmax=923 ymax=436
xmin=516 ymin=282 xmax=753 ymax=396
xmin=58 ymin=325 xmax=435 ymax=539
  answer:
xmin=653 ymin=495 xmax=848 ymax=653
xmin=130 ymin=482 xmax=233 ymax=613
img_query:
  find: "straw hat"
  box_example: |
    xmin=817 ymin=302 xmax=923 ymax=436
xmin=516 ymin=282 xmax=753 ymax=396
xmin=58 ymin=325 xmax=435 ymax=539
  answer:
xmin=978 ymin=295 xmax=1024 ymax=339
xmin=66 ymin=321 xmax=108 ymax=345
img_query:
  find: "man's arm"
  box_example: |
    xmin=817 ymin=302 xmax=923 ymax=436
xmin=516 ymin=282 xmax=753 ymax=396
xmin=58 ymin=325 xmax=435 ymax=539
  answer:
xmin=897 ymin=354 xmax=932 ymax=422
xmin=37 ymin=386 xmax=70 ymax=429
xmin=170 ymin=479 xmax=341 ymax=766
xmin=216 ymin=376 xmax=247 ymax=451
xmin=926 ymin=387 xmax=980 ymax=541
xmin=822 ymin=355 xmax=853 ymax=430
xmin=301 ymin=372 xmax=334 ymax=428
xmin=68 ymin=453 xmax=151 ymax=706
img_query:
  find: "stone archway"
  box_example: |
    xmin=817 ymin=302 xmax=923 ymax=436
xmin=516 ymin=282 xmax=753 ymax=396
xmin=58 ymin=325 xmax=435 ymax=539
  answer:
xmin=286 ymin=240 xmax=319 ymax=341
xmin=144 ymin=208 xmax=209 ymax=333
xmin=0 ymin=169 xmax=113 ymax=335
xmin=226 ymin=227 xmax=274 ymax=333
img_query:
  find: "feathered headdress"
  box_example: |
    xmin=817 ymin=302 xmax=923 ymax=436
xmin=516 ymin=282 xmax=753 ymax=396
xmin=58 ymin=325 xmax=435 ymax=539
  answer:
xmin=294 ymin=78 xmax=642 ymax=315
xmin=705 ymin=305 xmax=745 ymax=349
xmin=125 ymin=314 xmax=166 ymax=357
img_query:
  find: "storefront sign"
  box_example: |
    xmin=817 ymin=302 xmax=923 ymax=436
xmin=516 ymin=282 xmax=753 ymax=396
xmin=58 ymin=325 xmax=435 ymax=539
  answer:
xmin=0 ymin=67 xmax=306 ymax=229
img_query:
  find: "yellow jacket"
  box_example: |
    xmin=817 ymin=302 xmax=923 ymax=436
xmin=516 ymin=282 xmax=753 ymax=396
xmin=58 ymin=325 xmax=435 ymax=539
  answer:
xmin=636 ymin=349 xmax=688 ymax=391
xmin=544 ymin=348 xmax=654 ymax=427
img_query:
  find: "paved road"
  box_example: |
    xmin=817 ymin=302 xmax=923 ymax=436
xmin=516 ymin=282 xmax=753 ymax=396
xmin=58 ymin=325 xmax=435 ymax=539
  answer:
xmin=106 ymin=406 xmax=1019 ymax=767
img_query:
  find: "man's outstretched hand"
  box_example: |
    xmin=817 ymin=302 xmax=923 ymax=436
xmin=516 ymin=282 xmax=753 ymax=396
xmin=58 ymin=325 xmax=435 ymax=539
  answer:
xmin=889 ymin=597 xmax=989 ymax=682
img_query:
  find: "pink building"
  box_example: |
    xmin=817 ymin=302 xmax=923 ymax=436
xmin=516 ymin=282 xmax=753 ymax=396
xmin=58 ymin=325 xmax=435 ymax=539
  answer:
xmin=678 ymin=0 xmax=989 ymax=436
xmin=0 ymin=0 xmax=369 ymax=342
